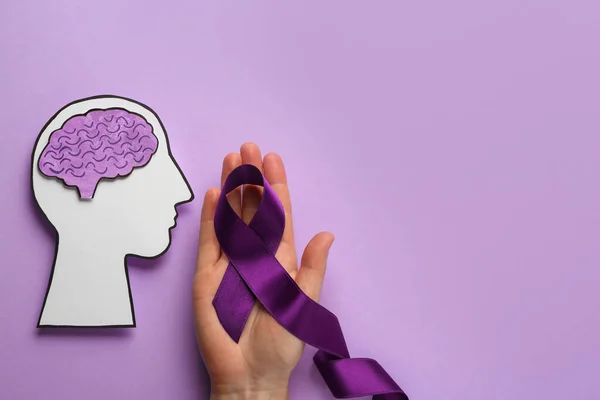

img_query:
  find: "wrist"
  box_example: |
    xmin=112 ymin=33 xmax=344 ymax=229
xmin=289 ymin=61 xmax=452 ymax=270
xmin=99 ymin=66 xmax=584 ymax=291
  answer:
xmin=210 ymin=384 xmax=289 ymax=400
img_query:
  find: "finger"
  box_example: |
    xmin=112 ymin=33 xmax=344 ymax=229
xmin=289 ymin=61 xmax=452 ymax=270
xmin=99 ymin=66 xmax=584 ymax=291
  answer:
xmin=221 ymin=152 xmax=242 ymax=217
xmin=296 ymin=232 xmax=335 ymax=301
xmin=240 ymin=142 xmax=263 ymax=224
xmin=263 ymin=152 xmax=295 ymax=249
xmin=196 ymin=188 xmax=222 ymax=274
xmin=193 ymin=194 xmax=230 ymax=333
xmin=194 ymin=189 xmax=230 ymax=339
xmin=193 ymin=258 xmax=234 ymax=346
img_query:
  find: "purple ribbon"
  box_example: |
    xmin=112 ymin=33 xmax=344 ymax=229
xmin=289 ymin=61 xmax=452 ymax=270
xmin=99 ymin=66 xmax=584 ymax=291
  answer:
xmin=213 ymin=164 xmax=408 ymax=400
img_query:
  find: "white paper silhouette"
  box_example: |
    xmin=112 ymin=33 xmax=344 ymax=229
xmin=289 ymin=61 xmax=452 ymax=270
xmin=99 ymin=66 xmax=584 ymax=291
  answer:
xmin=32 ymin=95 xmax=194 ymax=327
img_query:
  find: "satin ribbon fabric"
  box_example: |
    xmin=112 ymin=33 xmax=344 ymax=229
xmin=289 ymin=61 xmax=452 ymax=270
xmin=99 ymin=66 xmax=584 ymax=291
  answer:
xmin=213 ymin=164 xmax=408 ymax=400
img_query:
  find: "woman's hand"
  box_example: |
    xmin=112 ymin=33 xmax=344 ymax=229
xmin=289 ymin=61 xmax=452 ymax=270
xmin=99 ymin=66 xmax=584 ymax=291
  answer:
xmin=193 ymin=143 xmax=335 ymax=400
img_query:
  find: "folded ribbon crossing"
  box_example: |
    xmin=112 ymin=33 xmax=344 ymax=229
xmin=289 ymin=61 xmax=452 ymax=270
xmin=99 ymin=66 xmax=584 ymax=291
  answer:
xmin=213 ymin=164 xmax=408 ymax=400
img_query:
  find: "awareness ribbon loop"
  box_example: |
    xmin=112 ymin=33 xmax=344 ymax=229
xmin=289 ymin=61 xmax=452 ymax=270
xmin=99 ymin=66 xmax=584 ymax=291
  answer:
xmin=213 ymin=164 xmax=408 ymax=400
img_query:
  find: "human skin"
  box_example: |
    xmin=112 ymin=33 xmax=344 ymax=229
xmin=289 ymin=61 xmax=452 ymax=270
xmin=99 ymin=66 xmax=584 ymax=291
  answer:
xmin=194 ymin=143 xmax=335 ymax=400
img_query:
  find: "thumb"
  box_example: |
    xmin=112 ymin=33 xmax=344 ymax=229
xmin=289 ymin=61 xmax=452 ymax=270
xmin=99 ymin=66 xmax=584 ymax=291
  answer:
xmin=296 ymin=231 xmax=335 ymax=302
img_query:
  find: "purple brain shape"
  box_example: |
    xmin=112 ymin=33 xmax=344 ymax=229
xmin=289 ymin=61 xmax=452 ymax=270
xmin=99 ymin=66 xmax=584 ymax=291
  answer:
xmin=39 ymin=108 xmax=159 ymax=199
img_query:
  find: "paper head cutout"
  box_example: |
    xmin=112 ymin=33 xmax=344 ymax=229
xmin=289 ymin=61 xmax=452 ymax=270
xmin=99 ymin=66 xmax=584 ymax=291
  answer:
xmin=38 ymin=109 xmax=159 ymax=199
xmin=32 ymin=95 xmax=194 ymax=327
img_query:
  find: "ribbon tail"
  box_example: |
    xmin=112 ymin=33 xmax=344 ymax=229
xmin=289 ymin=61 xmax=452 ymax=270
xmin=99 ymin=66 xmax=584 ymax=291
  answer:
xmin=212 ymin=263 xmax=255 ymax=343
xmin=314 ymin=350 xmax=408 ymax=400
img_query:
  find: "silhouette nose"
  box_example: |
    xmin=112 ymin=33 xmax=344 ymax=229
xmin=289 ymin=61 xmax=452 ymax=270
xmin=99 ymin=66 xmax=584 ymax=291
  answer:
xmin=171 ymin=160 xmax=193 ymax=203
xmin=181 ymin=178 xmax=193 ymax=202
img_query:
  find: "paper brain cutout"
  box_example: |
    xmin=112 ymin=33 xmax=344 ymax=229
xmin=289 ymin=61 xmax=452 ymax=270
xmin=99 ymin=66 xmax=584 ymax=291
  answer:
xmin=38 ymin=108 xmax=159 ymax=198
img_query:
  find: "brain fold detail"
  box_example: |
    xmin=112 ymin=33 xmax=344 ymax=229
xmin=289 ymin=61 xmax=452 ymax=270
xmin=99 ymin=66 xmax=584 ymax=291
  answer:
xmin=39 ymin=108 xmax=159 ymax=199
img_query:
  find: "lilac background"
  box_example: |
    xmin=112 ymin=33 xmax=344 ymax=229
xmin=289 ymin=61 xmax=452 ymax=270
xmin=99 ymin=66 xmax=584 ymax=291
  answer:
xmin=0 ymin=1 xmax=598 ymax=399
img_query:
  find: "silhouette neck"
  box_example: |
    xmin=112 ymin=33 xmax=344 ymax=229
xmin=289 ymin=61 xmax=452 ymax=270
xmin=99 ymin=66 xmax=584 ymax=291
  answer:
xmin=38 ymin=236 xmax=134 ymax=327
